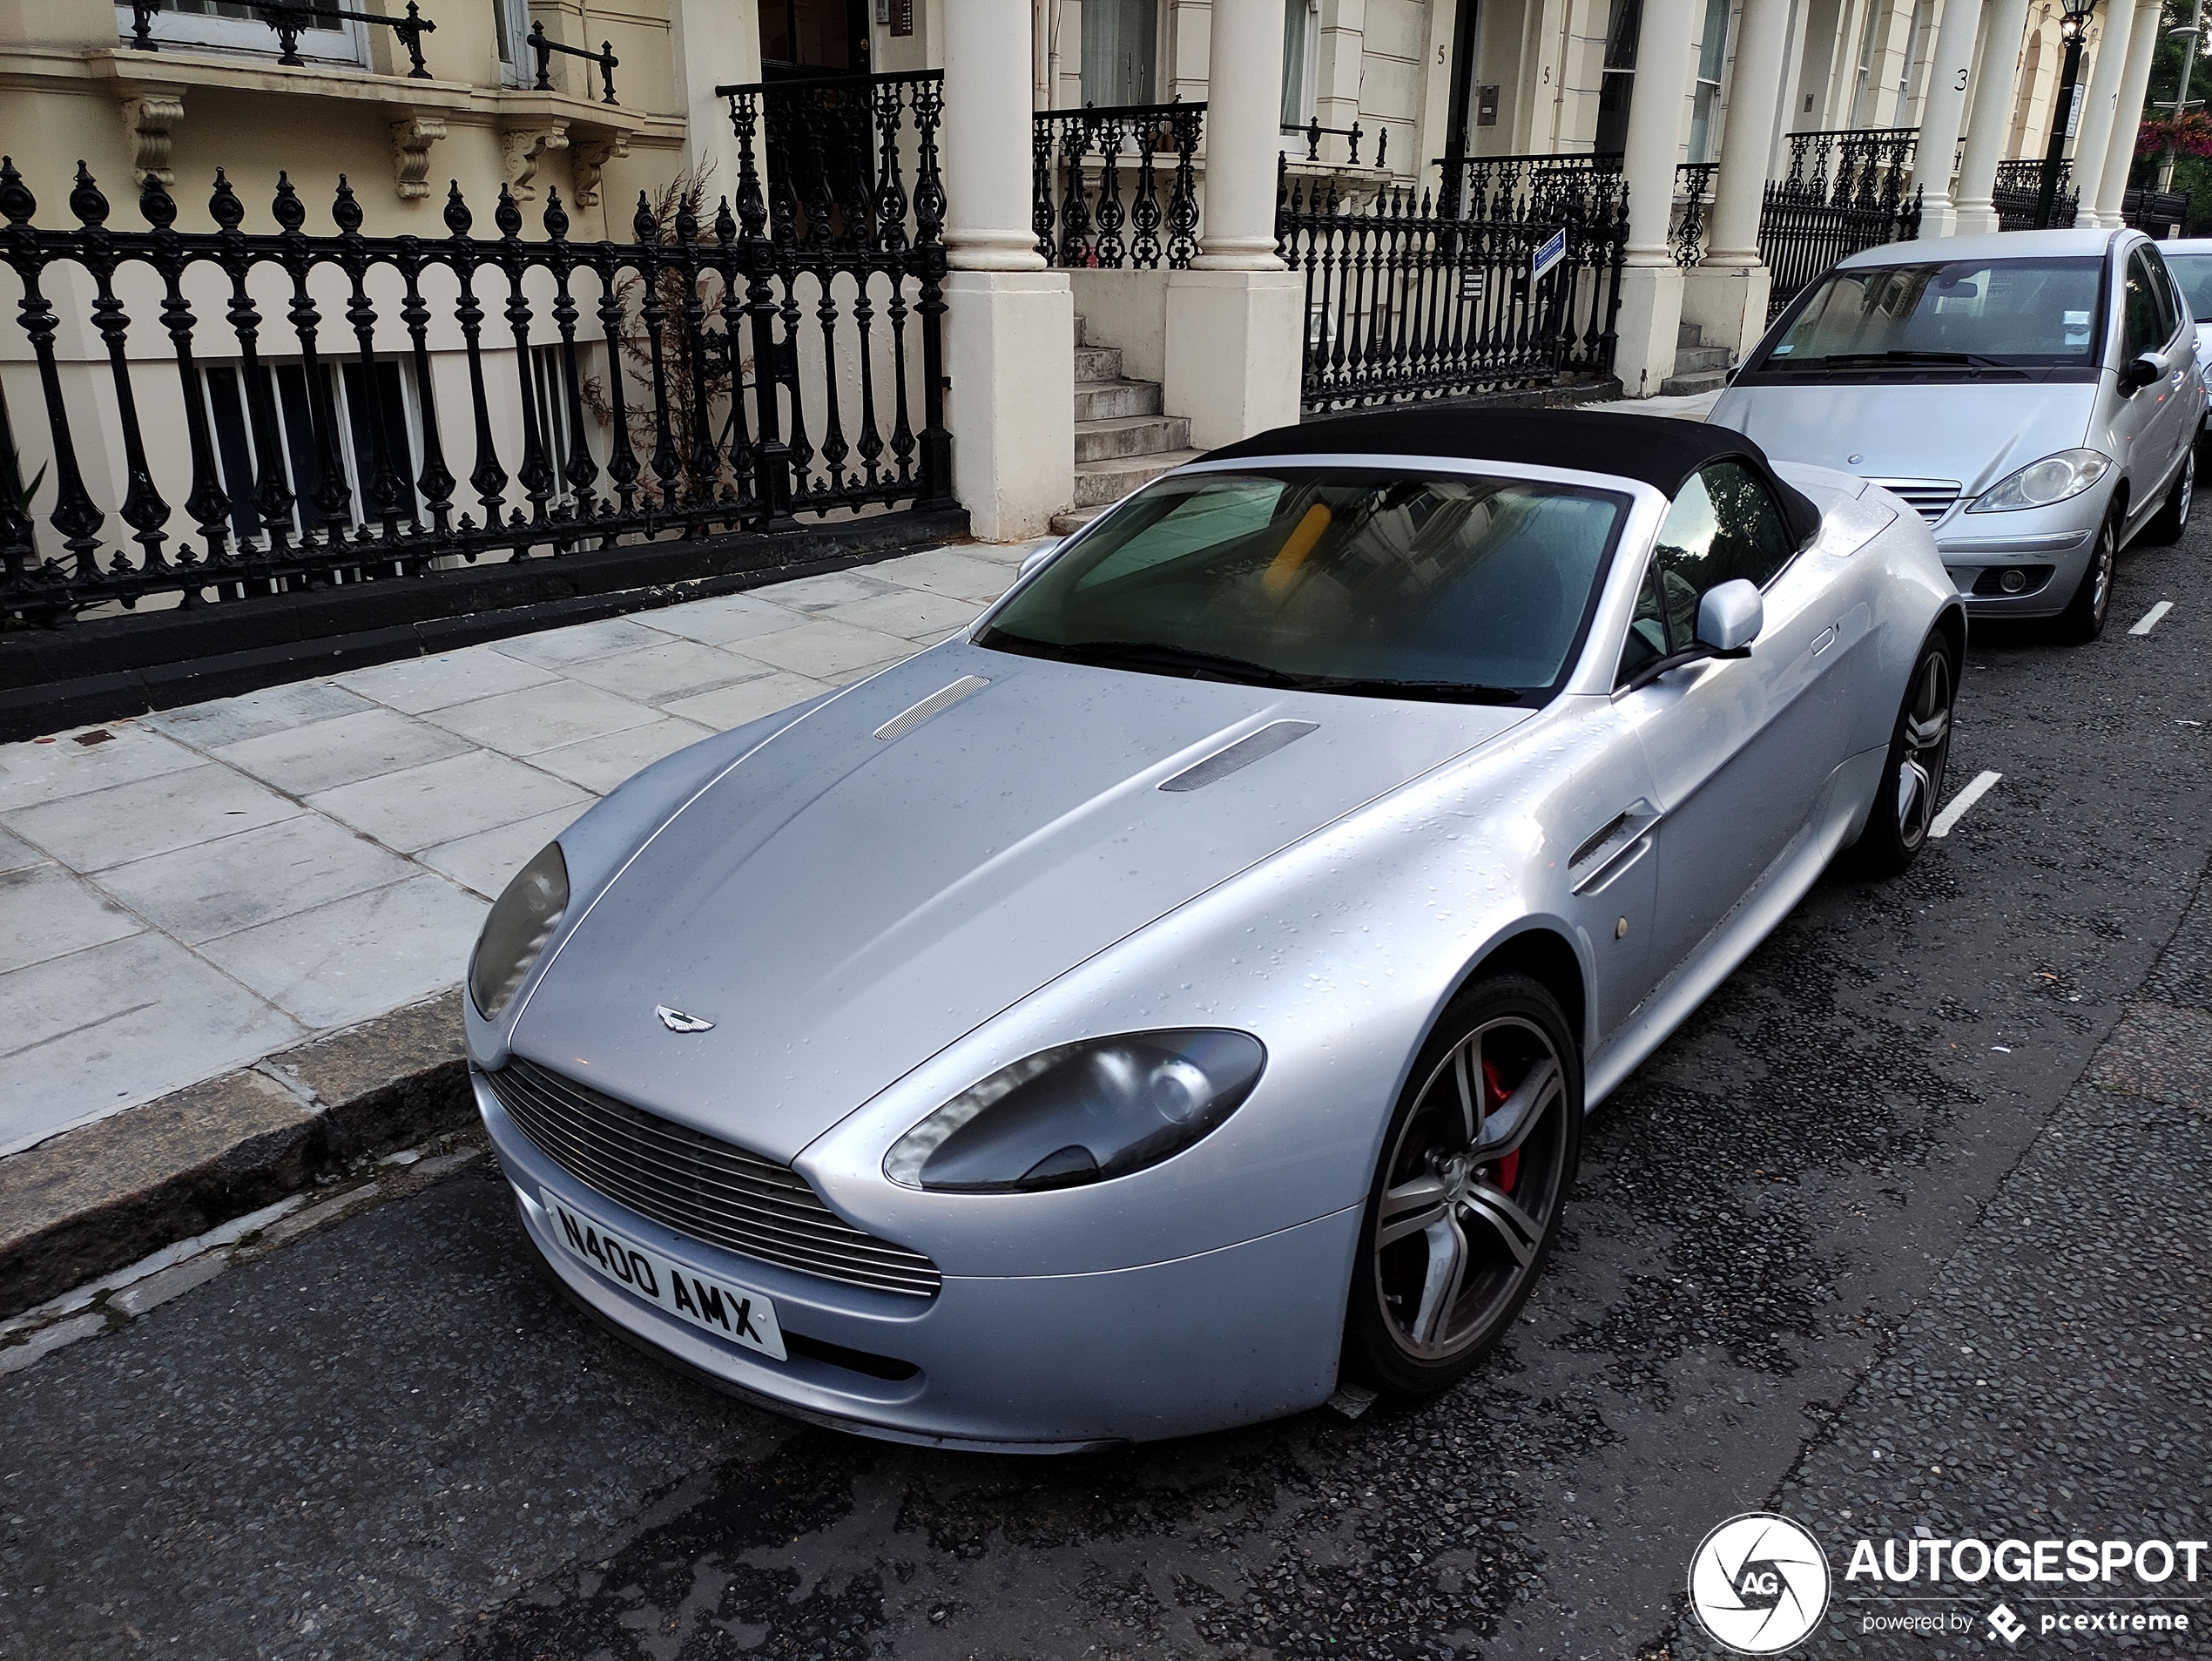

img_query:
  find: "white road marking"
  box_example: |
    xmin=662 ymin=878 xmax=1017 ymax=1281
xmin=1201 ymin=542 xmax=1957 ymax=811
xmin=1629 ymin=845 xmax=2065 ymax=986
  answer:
xmin=2129 ymin=600 xmax=2175 ymax=637
xmin=1929 ymin=770 xmax=2002 ymax=840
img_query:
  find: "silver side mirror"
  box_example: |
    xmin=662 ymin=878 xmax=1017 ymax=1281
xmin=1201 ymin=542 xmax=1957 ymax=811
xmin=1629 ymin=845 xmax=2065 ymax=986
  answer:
xmin=1018 ymin=537 xmax=1062 ymax=577
xmin=1696 ymin=578 xmax=1764 ymax=655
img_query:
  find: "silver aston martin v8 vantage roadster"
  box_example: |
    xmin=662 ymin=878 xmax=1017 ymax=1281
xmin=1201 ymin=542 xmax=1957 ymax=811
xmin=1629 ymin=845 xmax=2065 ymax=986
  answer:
xmin=466 ymin=408 xmax=1965 ymax=1452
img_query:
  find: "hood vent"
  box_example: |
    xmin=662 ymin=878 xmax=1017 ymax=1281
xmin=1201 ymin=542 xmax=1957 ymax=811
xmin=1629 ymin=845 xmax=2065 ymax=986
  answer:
xmin=875 ymin=675 xmax=990 ymax=741
xmin=1159 ymin=720 xmax=1319 ymax=793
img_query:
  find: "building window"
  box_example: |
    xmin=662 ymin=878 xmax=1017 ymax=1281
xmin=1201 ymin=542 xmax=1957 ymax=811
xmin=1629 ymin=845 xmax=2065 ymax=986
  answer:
xmin=494 ymin=0 xmax=529 ymax=86
xmin=1896 ymin=0 xmax=1930 ymax=116
xmin=1687 ymin=0 xmax=1731 ymax=161
xmin=1082 ymin=0 xmax=1158 ymax=106
xmin=1595 ymin=0 xmax=1643 ymax=154
xmin=1849 ymin=0 xmax=1887 ymax=126
xmin=759 ymin=0 xmax=871 ymax=78
xmin=115 ymin=0 xmax=367 ymax=66
xmin=202 ymin=359 xmax=421 ymax=542
xmin=1282 ymin=0 xmax=1319 ymax=128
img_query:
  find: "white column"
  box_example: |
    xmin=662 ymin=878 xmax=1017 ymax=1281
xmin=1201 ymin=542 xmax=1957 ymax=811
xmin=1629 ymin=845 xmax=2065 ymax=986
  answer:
xmin=1165 ymin=0 xmax=1303 ymax=445
xmin=671 ymin=0 xmax=759 ymax=203
xmin=1908 ymin=0 xmax=1984 ymax=233
xmin=2093 ymin=0 xmax=2161 ymax=223
xmin=1194 ymin=0 xmax=1290 ymax=269
xmin=2068 ymin=4 xmax=2135 ymax=225
xmin=1615 ymin=0 xmax=1703 ymax=396
xmin=1952 ymin=0 xmax=2033 ymax=231
xmin=941 ymin=0 xmax=1076 ymax=540
xmin=1689 ymin=0 xmax=1793 ymax=359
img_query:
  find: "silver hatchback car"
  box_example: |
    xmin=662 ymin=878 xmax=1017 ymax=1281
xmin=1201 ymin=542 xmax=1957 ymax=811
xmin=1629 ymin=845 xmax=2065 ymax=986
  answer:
xmin=1711 ymin=228 xmax=2203 ymax=640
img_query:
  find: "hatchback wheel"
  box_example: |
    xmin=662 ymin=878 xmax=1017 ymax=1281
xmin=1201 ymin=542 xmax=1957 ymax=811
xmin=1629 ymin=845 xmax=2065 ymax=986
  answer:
xmin=2054 ymin=508 xmax=2117 ymax=644
xmin=1847 ymin=629 xmax=1956 ymax=876
xmin=1343 ymin=975 xmax=1581 ymax=1397
xmin=2140 ymin=451 xmax=2194 ymax=546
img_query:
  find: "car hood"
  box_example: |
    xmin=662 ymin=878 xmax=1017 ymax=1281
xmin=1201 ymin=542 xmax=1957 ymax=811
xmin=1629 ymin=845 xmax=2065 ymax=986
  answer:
xmin=1712 ymin=379 xmax=2097 ymax=496
xmin=512 ymin=642 xmax=1527 ymax=1163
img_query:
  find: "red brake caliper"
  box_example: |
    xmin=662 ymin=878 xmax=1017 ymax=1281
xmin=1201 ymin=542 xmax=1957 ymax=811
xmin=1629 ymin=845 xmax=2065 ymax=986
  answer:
xmin=1480 ymin=1056 xmax=1521 ymax=1193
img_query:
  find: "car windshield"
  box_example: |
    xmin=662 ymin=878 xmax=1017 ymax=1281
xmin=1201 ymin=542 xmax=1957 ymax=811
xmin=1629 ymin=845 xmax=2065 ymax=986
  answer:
xmin=975 ymin=469 xmax=1629 ymax=704
xmin=2166 ymin=253 xmax=2212 ymax=322
xmin=1762 ymin=256 xmax=2105 ymax=368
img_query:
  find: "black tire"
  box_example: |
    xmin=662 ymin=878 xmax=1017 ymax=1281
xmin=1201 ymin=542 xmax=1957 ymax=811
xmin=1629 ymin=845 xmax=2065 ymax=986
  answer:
xmin=2053 ymin=505 xmax=2118 ymax=645
xmin=1342 ymin=974 xmax=1581 ymax=1398
xmin=1847 ymin=628 xmax=1957 ymax=877
xmin=2139 ymin=450 xmax=2195 ymax=547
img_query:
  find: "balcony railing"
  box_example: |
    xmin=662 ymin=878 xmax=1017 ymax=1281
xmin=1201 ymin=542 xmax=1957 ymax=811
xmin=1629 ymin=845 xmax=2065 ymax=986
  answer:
xmin=1281 ymin=120 xmax=1386 ymax=169
xmin=1034 ymin=103 xmax=1204 ymax=269
xmin=123 ymin=0 xmax=436 ymax=78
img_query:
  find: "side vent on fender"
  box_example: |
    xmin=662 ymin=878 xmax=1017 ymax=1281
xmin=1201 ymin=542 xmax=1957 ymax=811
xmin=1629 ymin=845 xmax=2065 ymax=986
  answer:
xmin=1159 ymin=720 xmax=1319 ymax=793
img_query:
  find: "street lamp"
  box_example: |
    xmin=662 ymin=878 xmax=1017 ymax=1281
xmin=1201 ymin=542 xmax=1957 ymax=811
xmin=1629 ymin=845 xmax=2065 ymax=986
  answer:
xmin=2034 ymin=0 xmax=2100 ymax=227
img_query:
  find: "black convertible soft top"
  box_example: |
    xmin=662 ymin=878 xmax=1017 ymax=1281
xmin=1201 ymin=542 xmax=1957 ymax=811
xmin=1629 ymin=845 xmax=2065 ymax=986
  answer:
xmin=1207 ymin=407 xmax=1824 ymax=546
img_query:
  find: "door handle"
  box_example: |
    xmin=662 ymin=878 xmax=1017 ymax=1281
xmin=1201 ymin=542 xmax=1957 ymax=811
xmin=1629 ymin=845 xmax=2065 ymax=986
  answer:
xmin=1811 ymin=624 xmax=1838 ymax=656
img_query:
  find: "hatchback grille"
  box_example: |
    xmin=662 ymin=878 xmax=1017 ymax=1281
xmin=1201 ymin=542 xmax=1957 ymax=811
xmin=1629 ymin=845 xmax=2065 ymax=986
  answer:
xmin=484 ymin=1057 xmax=941 ymax=1299
xmin=1865 ymin=477 xmax=1961 ymax=525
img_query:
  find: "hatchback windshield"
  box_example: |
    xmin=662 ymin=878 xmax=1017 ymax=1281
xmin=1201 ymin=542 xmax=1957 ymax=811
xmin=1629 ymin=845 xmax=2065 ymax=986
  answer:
xmin=2167 ymin=253 xmax=2212 ymax=322
xmin=976 ymin=469 xmax=1629 ymax=704
xmin=1761 ymin=256 xmax=2105 ymax=369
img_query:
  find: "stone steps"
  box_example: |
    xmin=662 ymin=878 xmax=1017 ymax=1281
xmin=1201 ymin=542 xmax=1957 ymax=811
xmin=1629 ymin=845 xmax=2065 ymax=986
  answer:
xmin=1076 ymin=412 xmax=1193 ymax=463
xmin=1073 ymin=377 xmax=1166 ymax=422
xmin=1071 ymin=447 xmax=1208 ymax=508
xmin=1660 ymin=319 xmax=1731 ymax=398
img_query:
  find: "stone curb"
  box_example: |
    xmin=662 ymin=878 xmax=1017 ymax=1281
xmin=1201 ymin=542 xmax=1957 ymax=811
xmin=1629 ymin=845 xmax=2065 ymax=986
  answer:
xmin=0 ymin=988 xmax=475 ymax=1322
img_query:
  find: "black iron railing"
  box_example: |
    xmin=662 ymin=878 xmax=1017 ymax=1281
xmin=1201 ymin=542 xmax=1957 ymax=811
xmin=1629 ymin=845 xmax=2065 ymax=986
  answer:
xmin=525 ymin=20 xmax=618 ymax=105
xmin=0 ymin=114 xmax=949 ymax=626
xmin=2123 ymin=186 xmax=2192 ymax=238
xmin=1278 ymin=157 xmax=1627 ymax=411
xmin=1282 ymin=120 xmax=1386 ymax=169
xmin=1673 ymin=161 xmax=1716 ymax=267
xmin=124 ymin=0 xmax=435 ymax=78
xmin=1994 ymin=159 xmax=2078 ymax=229
xmin=1034 ymin=103 xmax=1203 ymax=269
xmin=1757 ymin=129 xmax=1922 ymax=319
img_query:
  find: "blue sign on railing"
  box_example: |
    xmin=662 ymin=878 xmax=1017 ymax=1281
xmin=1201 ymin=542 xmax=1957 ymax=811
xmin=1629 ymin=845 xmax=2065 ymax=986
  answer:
xmin=1532 ymin=227 xmax=1567 ymax=284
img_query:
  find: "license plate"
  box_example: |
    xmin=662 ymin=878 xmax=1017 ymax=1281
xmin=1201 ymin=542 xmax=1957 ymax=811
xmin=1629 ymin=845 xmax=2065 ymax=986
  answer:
xmin=543 ymin=1189 xmax=786 ymax=1361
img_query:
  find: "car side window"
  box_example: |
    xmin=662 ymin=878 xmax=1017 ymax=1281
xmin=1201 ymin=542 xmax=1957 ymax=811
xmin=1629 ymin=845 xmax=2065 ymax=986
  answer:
xmin=2121 ymin=249 xmax=2168 ymax=358
xmin=1615 ymin=462 xmax=1793 ymax=688
xmin=2141 ymin=245 xmax=2183 ymax=344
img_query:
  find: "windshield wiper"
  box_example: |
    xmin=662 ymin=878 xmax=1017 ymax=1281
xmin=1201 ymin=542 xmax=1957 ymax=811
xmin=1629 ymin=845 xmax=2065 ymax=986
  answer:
xmin=1797 ymin=349 xmax=2014 ymax=369
xmin=1298 ymin=675 xmax=1525 ymax=706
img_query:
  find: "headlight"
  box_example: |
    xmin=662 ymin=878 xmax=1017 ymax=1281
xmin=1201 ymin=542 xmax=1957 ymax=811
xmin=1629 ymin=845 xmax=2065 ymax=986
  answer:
xmin=1966 ymin=449 xmax=2112 ymax=513
xmin=883 ymin=1030 xmax=1266 ymax=1192
xmin=469 ymin=841 xmax=569 ymax=1020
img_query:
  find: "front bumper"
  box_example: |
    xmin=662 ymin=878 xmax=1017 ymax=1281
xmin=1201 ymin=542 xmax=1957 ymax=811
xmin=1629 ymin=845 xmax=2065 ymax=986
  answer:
xmin=1935 ymin=524 xmax=2098 ymax=618
xmin=480 ymin=1077 xmax=1361 ymax=1449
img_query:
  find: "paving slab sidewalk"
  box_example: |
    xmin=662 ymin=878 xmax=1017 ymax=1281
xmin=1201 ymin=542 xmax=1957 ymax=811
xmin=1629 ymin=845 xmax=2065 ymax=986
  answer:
xmin=0 ymin=537 xmax=1036 ymax=1316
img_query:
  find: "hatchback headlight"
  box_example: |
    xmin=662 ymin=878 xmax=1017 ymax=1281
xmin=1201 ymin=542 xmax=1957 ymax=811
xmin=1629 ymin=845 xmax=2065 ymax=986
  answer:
xmin=883 ymin=1030 xmax=1266 ymax=1192
xmin=1966 ymin=449 xmax=2112 ymax=513
xmin=469 ymin=841 xmax=569 ymax=1020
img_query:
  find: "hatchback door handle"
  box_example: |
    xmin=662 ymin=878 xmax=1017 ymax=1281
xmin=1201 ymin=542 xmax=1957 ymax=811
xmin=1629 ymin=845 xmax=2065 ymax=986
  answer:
xmin=1811 ymin=624 xmax=1838 ymax=655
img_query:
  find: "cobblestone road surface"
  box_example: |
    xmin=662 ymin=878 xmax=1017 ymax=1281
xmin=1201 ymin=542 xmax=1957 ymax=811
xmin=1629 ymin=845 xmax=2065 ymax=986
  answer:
xmin=2 ymin=533 xmax=2208 ymax=1661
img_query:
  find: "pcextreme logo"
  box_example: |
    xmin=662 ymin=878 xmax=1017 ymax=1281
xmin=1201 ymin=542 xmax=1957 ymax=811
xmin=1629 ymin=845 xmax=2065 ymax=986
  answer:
xmin=1688 ymin=1513 xmax=1833 ymax=1654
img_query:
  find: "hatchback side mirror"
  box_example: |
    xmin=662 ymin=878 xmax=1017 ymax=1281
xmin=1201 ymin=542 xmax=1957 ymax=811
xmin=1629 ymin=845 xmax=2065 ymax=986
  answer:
xmin=1696 ymin=578 xmax=1764 ymax=656
xmin=2119 ymin=353 xmax=2164 ymax=394
xmin=1018 ymin=537 xmax=1062 ymax=577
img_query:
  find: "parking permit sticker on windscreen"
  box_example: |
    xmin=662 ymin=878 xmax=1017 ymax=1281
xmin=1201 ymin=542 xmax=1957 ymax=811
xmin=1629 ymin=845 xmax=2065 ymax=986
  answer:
xmin=2063 ymin=309 xmax=2092 ymax=347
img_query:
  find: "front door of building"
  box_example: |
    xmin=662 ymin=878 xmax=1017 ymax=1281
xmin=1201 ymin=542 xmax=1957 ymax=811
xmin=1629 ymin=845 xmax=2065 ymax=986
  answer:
xmin=759 ymin=0 xmax=871 ymax=78
xmin=1082 ymin=0 xmax=1158 ymax=105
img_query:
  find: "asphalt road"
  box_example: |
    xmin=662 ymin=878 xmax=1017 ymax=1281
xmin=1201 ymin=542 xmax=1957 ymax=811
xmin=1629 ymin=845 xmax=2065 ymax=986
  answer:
xmin=3 ymin=529 xmax=2209 ymax=1661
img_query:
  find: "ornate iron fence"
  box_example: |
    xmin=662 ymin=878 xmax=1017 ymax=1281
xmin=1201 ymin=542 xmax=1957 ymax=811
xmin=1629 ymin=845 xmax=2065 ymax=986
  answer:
xmin=1757 ymin=129 xmax=1923 ymax=320
xmin=1672 ymin=162 xmax=1716 ymax=267
xmin=0 ymin=78 xmax=950 ymax=630
xmin=1033 ymin=103 xmax=1203 ymax=269
xmin=1280 ymin=154 xmax=1627 ymax=412
xmin=2122 ymin=186 xmax=2192 ymax=238
xmin=1994 ymin=159 xmax=2078 ymax=229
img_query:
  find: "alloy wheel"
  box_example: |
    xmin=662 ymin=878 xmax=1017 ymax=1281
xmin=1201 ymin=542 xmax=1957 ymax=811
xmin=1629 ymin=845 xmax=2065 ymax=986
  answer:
xmin=1372 ymin=1016 xmax=1569 ymax=1361
xmin=2090 ymin=523 xmax=2114 ymax=627
xmin=1893 ymin=648 xmax=1953 ymax=849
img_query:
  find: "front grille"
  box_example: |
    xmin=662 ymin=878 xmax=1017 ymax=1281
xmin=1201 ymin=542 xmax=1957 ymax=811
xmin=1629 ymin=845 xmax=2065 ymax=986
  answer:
xmin=1866 ymin=478 xmax=1962 ymax=525
xmin=485 ymin=1057 xmax=941 ymax=1299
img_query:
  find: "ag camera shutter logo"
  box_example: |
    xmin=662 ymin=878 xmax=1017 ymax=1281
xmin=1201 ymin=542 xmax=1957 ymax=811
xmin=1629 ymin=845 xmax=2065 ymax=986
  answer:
xmin=1688 ymin=1513 xmax=1833 ymax=1654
